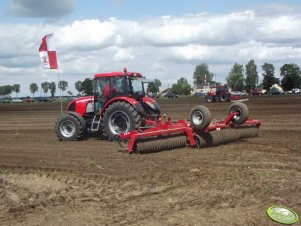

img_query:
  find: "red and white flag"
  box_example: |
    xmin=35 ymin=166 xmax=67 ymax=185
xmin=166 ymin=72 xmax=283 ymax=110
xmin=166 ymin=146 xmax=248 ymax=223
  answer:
xmin=39 ymin=33 xmax=58 ymax=69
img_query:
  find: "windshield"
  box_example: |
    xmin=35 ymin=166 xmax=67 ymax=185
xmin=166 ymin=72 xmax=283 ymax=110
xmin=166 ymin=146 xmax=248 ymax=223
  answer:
xmin=130 ymin=77 xmax=145 ymax=93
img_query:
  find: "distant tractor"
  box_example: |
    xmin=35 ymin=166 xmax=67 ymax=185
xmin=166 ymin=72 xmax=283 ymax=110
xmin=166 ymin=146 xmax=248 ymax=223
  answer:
xmin=55 ymin=69 xmax=161 ymax=141
xmin=205 ymin=85 xmax=231 ymax=103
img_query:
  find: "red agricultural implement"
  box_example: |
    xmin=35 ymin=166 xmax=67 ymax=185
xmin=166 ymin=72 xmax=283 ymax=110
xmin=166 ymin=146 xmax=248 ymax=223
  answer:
xmin=55 ymin=69 xmax=260 ymax=153
xmin=119 ymin=102 xmax=260 ymax=153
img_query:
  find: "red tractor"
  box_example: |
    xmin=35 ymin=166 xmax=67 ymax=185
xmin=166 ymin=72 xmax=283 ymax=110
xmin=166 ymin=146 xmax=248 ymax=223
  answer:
xmin=205 ymin=85 xmax=231 ymax=103
xmin=205 ymin=85 xmax=244 ymax=103
xmin=55 ymin=69 xmax=160 ymax=141
xmin=55 ymin=69 xmax=260 ymax=154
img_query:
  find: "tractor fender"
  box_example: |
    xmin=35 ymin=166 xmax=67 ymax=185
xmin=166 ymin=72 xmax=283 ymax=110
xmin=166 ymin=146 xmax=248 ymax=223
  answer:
xmin=100 ymin=97 xmax=144 ymax=116
xmin=67 ymin=111 xmax=87 ymax=131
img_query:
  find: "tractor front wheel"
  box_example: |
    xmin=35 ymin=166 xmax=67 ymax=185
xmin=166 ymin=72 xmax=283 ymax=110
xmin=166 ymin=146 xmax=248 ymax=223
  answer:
xmin=103 ymin=101 xmax=141 ymax=140
xmin=55 ymin=113 xmax=85 ymax=140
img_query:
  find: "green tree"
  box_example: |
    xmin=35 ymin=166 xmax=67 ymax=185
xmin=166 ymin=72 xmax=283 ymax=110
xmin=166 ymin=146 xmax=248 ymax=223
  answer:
xmin=245 ymin=59 xmax=258 ymax=91
xmin=49 ymin=82 xmax=56 ymax=97
xmin=29 ymin=83 xmax=38 ymax=97
xmin=170 ymin=77 xmax=192 ymax=95
xmin=226 ymin=63 xmax=244 ymax=91
xmin=81 ymin=78 xmax=93 ymax=95
xmin=0 ymin=85 xmax=12 ymax=97
xmin=280 ymin=63 xmax=301 ymax=91
xmin=41 ymin=82 xmax=50 ymax=96
xmin=12 ymin=84 xmax=20 ymax=97
xmin=58 ymin=80 xmax=68 ymax=96
xmin=75 ymin=81 xmax=83 ymax=94
xmin=262 ymin=63 xmax=279 ymax=91
xmin=67 ymin=90 xmax=73 ymax=96
xmin=147 ymin=79 xmax=162 ymax=93
xmin=193 ymin=63 xmax=214 ymax=86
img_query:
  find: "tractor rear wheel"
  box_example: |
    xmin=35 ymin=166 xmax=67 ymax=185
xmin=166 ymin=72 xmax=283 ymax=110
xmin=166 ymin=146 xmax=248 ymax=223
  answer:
xmin=219 ymin=93 xmax=230 ymax=102
xmin=205 ymin=95 xmax=214 ymax=103
xmin=228 ymin=102 xmax=249 ymax=125
xmin=103 ymin=101 xmax=141 ymax=140
xmin=55 ymin=113 xmax=85 ymax=140
xmin=189 ymin=105 xmax=212 ymax=130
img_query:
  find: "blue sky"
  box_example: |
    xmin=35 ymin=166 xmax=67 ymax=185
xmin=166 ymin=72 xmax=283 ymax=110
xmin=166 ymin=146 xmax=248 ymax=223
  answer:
xmin=1 ymin=0 xmax=301 ymax=96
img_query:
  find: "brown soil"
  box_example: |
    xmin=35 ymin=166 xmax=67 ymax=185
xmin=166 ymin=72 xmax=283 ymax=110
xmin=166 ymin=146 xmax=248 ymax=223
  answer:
xmin=0 ymin=95 xmax=300 ymax=226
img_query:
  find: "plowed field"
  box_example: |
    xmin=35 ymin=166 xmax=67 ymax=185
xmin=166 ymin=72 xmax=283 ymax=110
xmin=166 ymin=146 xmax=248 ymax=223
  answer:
xmin=0 ymin=95 xmax=300 ymax=226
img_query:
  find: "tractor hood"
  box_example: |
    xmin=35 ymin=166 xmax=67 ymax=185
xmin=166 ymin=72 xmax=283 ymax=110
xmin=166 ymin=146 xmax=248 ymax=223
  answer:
xmin=67 ymin=96 xmax=94 ymax=115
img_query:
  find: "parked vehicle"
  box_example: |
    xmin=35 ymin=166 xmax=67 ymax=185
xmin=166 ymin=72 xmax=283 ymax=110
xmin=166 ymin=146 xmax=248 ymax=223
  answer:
xmin=288 ymin=88 xmax=300 ymax=94
xmin=249 ymin=90 xmax=261 ymax=95
xmin=11 ymin=98 xmax=23 ymax=103
xmin=270 ymin=90 xmax=284 ymax=95
xmin=36 ymin=97 xmax=52 ymax=102
xmin=0 ymin=98 xmax=10 ymax=103
xmin=164 ymin=92 xmax=178 ymax=98
xmin=194 ymin=92 xmax=205 ymax=97
xmin=231 ymin=91 xmax=243 ymax=96
xmin=23 ymin=97 xmax=34 ymax=103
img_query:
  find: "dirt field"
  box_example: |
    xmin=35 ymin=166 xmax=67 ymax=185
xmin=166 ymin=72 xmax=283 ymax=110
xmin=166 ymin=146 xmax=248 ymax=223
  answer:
xmin=0 ymin=95 xmax=300 ymax=226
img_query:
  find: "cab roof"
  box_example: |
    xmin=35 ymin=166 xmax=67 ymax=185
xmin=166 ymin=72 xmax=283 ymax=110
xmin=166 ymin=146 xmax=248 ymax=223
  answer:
xmin=94 ymin=71 xmax=143 ymax=78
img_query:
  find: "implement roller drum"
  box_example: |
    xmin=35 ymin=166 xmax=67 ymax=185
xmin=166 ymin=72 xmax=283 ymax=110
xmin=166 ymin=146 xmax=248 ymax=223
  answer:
xmin=238 ymin=127 xmax=259 ymax=138
xmin=194 ymin=127 xmax=259 ymax=148
xmin=135 ymin=134 xmax=188 ymax=154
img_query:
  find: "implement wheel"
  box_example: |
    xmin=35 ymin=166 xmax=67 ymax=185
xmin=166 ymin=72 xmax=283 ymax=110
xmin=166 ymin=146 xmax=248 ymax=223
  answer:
xmin=228 ymin=102 xmax=249 ymax=125
xmin=103 ymin=101 xmax=141 ymax=140
xmin=55 ymin=113 xmax=85 ymax=140
xmin=190 ymin=105 xmax=212 ymax=130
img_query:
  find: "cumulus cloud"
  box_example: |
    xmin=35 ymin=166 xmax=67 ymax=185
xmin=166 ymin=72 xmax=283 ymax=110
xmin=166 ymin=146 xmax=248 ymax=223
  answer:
xmin=1 ymin=8 xmax=301 ymax=96
xmin=5 ymin=0 xmax=75 ymax=18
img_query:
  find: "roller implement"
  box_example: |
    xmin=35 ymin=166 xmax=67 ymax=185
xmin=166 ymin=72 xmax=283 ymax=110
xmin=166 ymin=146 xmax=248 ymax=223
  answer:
xmin=55 ymin=69 xmax=261 ymax=153
xmin=120 ymin=101 xmax=260 ymax=153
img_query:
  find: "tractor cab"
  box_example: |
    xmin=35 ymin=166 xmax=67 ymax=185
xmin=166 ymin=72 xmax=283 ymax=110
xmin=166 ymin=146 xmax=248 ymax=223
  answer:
xmin=93 ymin=71 xmax=149 ymax=112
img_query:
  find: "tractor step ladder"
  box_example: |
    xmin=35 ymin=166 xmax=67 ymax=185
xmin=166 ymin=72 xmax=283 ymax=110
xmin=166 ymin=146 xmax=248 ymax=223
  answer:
xmin=91 ymin=115 xmax=101 ymax=132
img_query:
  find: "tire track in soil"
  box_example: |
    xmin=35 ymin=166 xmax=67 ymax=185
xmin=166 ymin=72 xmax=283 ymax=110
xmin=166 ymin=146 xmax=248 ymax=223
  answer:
xmin=0 ymin=166 xmax=179 ymax=224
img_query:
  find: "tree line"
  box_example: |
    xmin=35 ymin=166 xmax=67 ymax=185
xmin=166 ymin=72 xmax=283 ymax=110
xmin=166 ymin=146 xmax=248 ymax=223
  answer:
xmin=193 ymin=61 xmax=301 ymax=92
xmin=1 ymin=61 xmax=300 ymax=98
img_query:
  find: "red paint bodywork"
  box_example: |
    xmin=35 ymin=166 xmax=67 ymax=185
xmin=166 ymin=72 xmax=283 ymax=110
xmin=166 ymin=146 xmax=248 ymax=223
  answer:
xmin=67 ymin=96 xmax=94 ymax=116
xmin=68 ymin=71 xmax=156 ymax=117
xmin=94 ymin=71 xmax=142 ymax=78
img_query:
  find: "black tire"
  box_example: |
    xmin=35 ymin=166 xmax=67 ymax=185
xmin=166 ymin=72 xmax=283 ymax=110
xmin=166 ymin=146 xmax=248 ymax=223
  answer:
xmin=219 ymin=93 xmax=230 ymax=102
xmin=205 ymin=95 xmax=214 ymax=103
xmin=103 ymin=101 xmax=141 ymax=140
xmin=189 ymin=105 xmax=212 ymax=130
xmin=228 ymin=102 xmax=249 ymax=125
xmin=55 ymin=113 xmax=85 ymax=141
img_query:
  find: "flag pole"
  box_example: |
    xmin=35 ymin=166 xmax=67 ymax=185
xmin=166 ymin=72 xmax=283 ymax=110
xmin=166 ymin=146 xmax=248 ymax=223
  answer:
xmin=57 ymin=69 xmax=63 ymax=114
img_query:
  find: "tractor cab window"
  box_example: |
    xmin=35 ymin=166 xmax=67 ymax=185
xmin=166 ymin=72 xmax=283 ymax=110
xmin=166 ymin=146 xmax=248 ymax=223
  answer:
xmin=111 ymin=76 xmax=130 ymax=95
xmin=94 ymin=77 xmax=111 ymax=97
xmin=130 ymin=77 xmax=144 ymax=93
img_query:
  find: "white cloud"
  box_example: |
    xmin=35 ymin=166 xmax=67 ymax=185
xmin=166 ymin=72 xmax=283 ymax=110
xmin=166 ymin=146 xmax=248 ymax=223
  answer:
xmin=1 ymin=8 xmax=301 ymax=96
